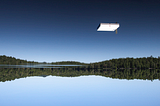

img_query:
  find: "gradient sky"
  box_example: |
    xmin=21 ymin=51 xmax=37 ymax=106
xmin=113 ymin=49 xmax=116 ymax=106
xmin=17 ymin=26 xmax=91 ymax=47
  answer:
xmin=0 ymin=0 xmax=160 ymax=63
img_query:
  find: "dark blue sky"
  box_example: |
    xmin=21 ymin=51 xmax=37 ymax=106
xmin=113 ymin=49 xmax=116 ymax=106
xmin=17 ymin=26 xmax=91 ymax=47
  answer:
xmin=0 ymin=0 xmax=160 ymax=63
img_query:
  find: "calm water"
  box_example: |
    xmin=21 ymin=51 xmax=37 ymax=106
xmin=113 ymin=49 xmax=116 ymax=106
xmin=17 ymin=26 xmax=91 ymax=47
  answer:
xmin=0 ymin=64 xmax=84 ymax=68
xmin=0 ymin=75 xmax=160 ymax=106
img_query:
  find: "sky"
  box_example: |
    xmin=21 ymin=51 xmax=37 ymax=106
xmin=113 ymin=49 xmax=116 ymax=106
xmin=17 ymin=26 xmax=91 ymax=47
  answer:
xmin=0 ymin=0 xmax=160 ymax=63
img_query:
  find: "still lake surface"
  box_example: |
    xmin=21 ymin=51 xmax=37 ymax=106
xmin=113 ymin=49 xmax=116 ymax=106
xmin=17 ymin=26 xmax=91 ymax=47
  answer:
xmin=0 ymin=64 xmax=84 ymax=68
xmin=0 ymin=65 xmax=160 ymax=106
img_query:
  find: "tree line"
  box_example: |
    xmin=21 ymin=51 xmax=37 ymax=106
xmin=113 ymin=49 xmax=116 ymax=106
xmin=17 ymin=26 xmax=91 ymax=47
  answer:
xmin=0 ymin=55 xmax=160 ymax=69
xmin=0 ymin=55 xmax=38 ymax=64
xmin=90 ymin=55 xmax=160 ymax=69
xmin=0 ymin=55 xmax=88 ymax=65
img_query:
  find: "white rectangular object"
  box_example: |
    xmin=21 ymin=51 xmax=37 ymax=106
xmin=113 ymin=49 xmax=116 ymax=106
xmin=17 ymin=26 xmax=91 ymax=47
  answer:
xmin=97 ymin=23 xmax=120 ymax=31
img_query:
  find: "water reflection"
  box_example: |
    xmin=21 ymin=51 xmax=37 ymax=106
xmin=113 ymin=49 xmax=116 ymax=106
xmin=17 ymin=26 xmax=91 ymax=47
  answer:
xmin=0 ymin=64 xmax=160 ymax=106
xmin=0 ymin=75 xmax=160 ymax=106
xmin=0 ymin=67 xmax=159 ymax=82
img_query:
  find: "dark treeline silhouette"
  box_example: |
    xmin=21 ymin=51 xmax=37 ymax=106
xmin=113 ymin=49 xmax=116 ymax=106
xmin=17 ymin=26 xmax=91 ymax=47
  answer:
xmin=90 ymin=55 xmax=160 ymax=69
xmin=0 ymin=55 xmax=38 ymax=64
xmin=0 ymin=55 xmax=160 ymax=69
xmin=0 ymin=68 xmax=159 ymax=82
xmin=51 ymin=61 xmax=88 ymax=65
xmin=0 ymin=55 xmax=88 ymax=65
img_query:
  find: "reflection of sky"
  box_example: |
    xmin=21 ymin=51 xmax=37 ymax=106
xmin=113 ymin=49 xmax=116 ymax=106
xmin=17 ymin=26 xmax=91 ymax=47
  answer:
xmin=0 ymin=0 xmax=160 ymax=63
xmin=0 ymin=76 xmax=160 ymax=106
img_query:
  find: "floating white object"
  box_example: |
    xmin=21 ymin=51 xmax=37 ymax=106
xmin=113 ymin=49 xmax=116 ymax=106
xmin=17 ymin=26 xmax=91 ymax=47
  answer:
xmin=97 ymin=23 xmax=120 ymax=34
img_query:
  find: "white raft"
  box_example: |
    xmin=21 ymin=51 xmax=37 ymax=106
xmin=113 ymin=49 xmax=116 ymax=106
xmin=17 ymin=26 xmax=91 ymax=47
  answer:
xmin=97 ymin=23 xmax=120 ymax=34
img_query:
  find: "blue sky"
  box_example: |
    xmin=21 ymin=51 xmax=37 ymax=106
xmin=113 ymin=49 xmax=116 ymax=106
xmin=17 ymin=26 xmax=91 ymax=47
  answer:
xmin=0 ymin=0 xmax=160 ymax=63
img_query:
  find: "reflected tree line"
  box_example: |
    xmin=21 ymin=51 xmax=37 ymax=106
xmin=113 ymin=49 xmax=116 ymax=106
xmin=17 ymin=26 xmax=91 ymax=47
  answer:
xmin=0 ymin=68 xmax=160 ymax=82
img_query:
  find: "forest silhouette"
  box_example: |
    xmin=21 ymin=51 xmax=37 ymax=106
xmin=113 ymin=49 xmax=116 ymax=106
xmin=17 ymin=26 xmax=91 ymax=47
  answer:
xmin=1 ymin=55 xmax=160 ymax=69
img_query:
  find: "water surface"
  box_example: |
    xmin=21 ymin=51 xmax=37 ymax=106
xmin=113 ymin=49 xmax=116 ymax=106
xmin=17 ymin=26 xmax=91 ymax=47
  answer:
xmin=0 ymin=75 xmax=160 ymax=106
xmin=0 ymin=64 xmax=84 ymax=68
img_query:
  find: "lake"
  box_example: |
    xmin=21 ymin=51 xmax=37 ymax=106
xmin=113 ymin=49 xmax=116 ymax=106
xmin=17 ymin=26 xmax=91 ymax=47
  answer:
xmin=0 ymin=64 xmax=84 ymax=68
xmin=0 ymin=67 xmax=160 ymax=106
